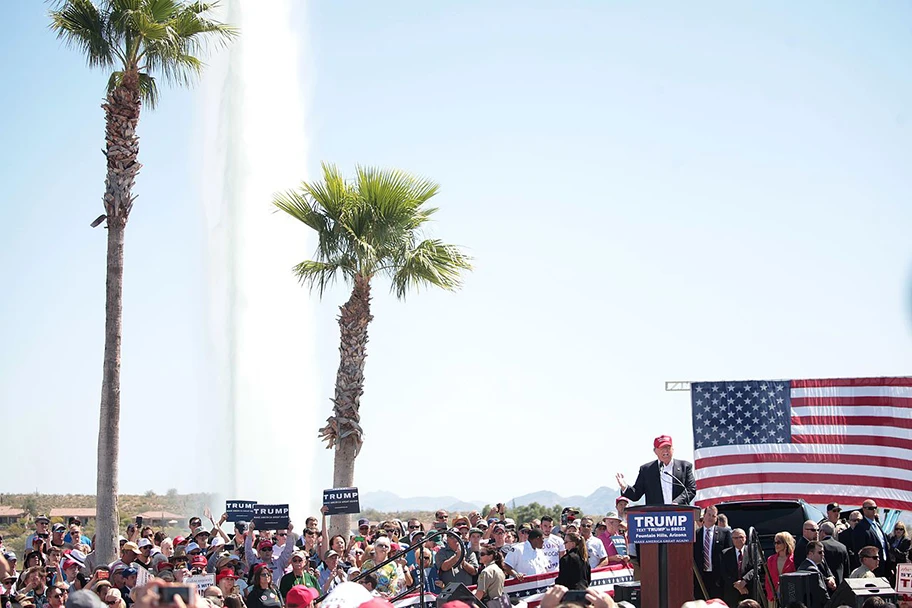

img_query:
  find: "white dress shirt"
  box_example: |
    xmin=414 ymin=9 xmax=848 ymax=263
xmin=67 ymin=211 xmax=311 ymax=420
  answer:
xmin=660 ymin=460 xmax=674 ymax=504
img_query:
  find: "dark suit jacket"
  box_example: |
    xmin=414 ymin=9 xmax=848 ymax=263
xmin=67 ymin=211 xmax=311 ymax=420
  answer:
xmin=622 ymin=458 xmax=696 ymax=505
xmin=838 ymin=527 xmax=859 ymax=570
xmin=821 ymin=537 xmax=850 ymax=586
xmin=853 ymin=518 xmax=892 ymax=576
xmin=694 ymin=526 xmax=733 ymax=576
xmin=793 ymin=536 xmax=810 ymax=568
xmin=721 ymin=545 xmax=756 ymax=608
xmin=796 ymin=558 xmax=830 ymax=608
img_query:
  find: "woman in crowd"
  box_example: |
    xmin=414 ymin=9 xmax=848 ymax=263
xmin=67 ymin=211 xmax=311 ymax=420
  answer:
xmin=474 ymin=543 xmax=507 ymax=608
xmin=104 ymin=588 xmax=126 ymax=608
xmin=556 ymin=532 xmax=590 ymax=590
xmin=890 ymin=522 xmax=910 ymax=564
xmin=245 ymin=564 xmax=283 ymax=608
xmin=359 ymin=539 xmax=397 ymax=596
xmin=765 ymin=531 xmax=796 ymax=608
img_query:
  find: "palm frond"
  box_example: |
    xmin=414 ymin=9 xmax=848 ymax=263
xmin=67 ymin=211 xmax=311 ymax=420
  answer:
xmin=292 ymin=259 xmax=356 ymax=298
xmin=49 ymin=0 xmax=115 ymax=68
xmin=389 ymin=239 xmax=473 ymax=299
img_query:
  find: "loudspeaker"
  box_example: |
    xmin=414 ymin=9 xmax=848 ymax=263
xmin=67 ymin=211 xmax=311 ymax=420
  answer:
xmin=828 ymin=577 xmax=896 ymax=608
xmin=436 ymin=582 xmax=485 ymax=608
xmin=613 ymin=582 xmax=641 ymax=608
xmin=779 ymin=572 xmax=815 ymax=606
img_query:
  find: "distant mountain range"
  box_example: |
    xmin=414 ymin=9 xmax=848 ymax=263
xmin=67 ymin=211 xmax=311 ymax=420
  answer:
xmin=362 ymin=486 xmax=621 ymax=515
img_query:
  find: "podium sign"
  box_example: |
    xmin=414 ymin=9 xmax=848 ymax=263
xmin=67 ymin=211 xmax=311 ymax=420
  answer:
xmin=629 ymin=510 xmax=695 ymax=544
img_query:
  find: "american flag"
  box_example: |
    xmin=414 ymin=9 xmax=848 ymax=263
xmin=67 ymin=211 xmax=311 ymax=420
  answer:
xmin=691 ymin=377 xmax=912 ymax=510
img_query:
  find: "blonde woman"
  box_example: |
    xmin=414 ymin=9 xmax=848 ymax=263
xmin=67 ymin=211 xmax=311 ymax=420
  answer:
xmin=765 ymin=531 xmax=795 ymax=608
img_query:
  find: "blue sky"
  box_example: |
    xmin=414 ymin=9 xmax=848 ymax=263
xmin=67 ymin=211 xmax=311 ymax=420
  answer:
xmin=1 ymin=1 xmax=911 ymax=508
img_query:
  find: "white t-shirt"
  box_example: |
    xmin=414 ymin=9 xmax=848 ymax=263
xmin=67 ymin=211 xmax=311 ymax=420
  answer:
xmin=505 ymin=541 xmax=550 ymax=576
xmin=542 ymin=535 xmax=565 ymax=572
xmin=585 ymin=537 xmax=607 ymax=569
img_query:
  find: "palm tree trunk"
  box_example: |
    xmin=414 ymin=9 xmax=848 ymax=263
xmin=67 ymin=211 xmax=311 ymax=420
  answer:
xmin=95 ymin=78 xmax=141 ymax=564
xmin=329 ymin=274 xmax=372 ymax=538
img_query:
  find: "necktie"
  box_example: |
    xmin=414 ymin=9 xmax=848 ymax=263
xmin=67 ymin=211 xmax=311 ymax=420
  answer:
xmin=737 ymin=549 xmax=743 ymax=573
xmin=704 ymin=527 xmax=712 ymax=570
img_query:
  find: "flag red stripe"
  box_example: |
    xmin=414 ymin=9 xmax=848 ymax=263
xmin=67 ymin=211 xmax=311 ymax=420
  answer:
xmin=695 ymin=493 xmax=912 ymax=511
xmin=793 ymin=434 xmax=912 ymax=451
xmin=791 ymin=378 xmax=912 ymax=388
xmin=695 ymin=452 xmax=912 ymax=471
xmin=697 ymin=472 xmax=912 ymax=493
xmin=791 ymin=415 xmax=912 ymax=429
xmin=791 ymin=397 xmax=912 ymax=408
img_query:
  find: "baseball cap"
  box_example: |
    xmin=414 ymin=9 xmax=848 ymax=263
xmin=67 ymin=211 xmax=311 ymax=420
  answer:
xmin=357 ymin=518 xmax=370 ymax=527
xmin=173 ymin=536 xmax=188 ymax=546
xmin=827 ymin=503 xmax=841 ymax=512
xmin=654 ymin=435 xmax=673 ymax=448
xmin=52 ymin=523 xmax=66 ymax=532
xmin=194 ymin=528 xmax=210 ymax=538
xmin=62 ymin=559 xmax=78 ymax=570
xmin=156 ymin=562 xmax=174 ymax=572
xmin=258 ymin=540 xmax=274 ymax=551
xmin=122 ymin=567 xmax=138 ymax=577
xmin=216 ymin=568 xmax=238 ymax=583
xmin=122 ymin=542 xmax=140 ymax=554
xmin=324 ymin=549 xmax=339 ymax=560
xmin=137 ymin=538 xmax=153 ymax=549
xmin=190 ymin=555 xmax=208 ymax=569
xmin=36 ymin=516 xmax=50 ymax=524
xmin=616 ymin=496 xmax=631 ymax=504
xmin=3 ymin=551 xmax=16 ymax=561
xmin=184 ymin=542 xmax=201 ymax=553
xmin=605 ymin=511 xmax=622 ymax=521
xmin=286 ymin=585 xmax=319 ymax=607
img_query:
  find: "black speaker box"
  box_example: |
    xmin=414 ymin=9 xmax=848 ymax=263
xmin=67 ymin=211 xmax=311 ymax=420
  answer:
xmin=828 ymin=577 xmax=896 ymax=608
xmin=436 ymin=582 xmax=485 ymax=608
xmin=614 ymin=582 xmax=641 ymax=608
xmin=779 ymin=571 xmax=815 ymax=606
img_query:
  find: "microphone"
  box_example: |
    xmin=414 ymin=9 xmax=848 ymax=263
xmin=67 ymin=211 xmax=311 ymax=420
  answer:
xmin=662 ymin=468 xmax=687 ymax=488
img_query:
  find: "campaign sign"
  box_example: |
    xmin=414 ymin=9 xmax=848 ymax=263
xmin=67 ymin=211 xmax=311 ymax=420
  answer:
xmin=226 ymin=500 xmax=256 ymax=522
xmin=896 ymin=563 xmax=912 ymax=594
xmin=628 ymin=510 xmax=695 ymax=544
xmin=186 ymin=574 xmax=215 ymax=596
xmin=251 ymin=504 xmax=290 ymax=529
xmin=323 ymin=487 xmax=361 ymax=515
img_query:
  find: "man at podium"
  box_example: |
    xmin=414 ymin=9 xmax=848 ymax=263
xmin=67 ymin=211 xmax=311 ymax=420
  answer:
xmin=615 ymin=435 xmax=696 ymax=506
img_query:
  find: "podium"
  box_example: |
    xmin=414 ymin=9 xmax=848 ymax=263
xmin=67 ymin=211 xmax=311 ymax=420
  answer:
xmin=627 ymin=504 xmax=700 ymax=608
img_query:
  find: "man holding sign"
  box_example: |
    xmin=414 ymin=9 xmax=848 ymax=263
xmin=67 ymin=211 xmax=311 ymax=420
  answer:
xmin=245 ymin=520 xmax=297 ymax=581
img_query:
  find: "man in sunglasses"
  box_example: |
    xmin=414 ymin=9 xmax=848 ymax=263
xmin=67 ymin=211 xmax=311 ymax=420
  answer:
xmin=848 ymin=546 xmax=881 ymax=579
xmin=852 ymin=500 xmax=892 ymax=578
xmin=797 ymin=541 xmax=835 ymax=608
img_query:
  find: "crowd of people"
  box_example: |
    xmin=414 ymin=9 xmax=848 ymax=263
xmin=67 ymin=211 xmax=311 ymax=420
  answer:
xmin=0 ymin=434 xmax=908 ymax=608
xmin=0 ymin=500 xmax=638 ymax=608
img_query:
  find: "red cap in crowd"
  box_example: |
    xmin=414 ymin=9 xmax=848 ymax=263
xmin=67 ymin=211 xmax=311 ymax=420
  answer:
xmin=286 ymin=585 xmax=319 ymax=608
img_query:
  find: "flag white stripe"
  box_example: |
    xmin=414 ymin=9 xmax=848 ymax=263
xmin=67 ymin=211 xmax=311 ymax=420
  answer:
xmin=792 ymin=425 xmax=912 ymax=437
xmin=791 ymin=387 xmax=912 ymax=399
xmin=695 ymin=443 xmax=912 ymax=460
xmin=696 ymin=483 xmax=912 ymax=503
xmin=697 ymin=462 xmax=912 ymax=481
xmin=792 ymin=406 xmax=911 ymax=418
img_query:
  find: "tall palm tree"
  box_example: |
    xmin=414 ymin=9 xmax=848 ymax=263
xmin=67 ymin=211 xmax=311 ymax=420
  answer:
xmin=274 ymin=164 xmax=472 ymax=536
xmin=49 ymin=0 xmax=236 ymax=563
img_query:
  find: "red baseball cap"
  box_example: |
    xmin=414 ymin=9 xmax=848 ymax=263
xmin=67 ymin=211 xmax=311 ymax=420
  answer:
xmin=286 ymin=585 xmax=319 ymax=608
xmin=190 ymin=555 xmax=208 ymax=569
xmin=654 ymin=435 xmax=673 ymax=449
xmin=216 ymin=568 xmax=238 ymax=583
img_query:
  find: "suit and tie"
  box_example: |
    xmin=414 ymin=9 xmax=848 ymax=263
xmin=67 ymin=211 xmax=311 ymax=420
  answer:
xmin=621 ymin=459 xmax=696 ymax=506
xmin=838 ymin=526 xmax=859 ymax=570
xmin=796 ymin=558 xmax=831 ymax=608
xmin=694 ymin=525 xmax=733 ymax=599
xmin=721 ymin=544 xmax=756 ymax=608
xmin=853 ymin=517 xmax=892 ymax=578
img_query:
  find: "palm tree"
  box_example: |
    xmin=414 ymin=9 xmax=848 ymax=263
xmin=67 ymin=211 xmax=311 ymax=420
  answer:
xmin=49 ymin=0 xmax=236 ymax=563
xmin=274 ymin=164 xmax=472 ymax=536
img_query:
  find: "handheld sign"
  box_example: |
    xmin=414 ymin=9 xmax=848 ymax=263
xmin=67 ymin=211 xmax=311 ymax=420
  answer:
xmin=186 ymin=574 xmax=215 ymax=595
xmin=323 ymin=487 xmax=361 ymax=515
xmin=251 ymin=504 xmax=290 ymax=529
xmin=897 ymin=563 xmax=912 ymax=594
xmin=226 ymin=500 xmax=256 ymax=523
xmin=628 ymin=511 xmax=695 ymax=544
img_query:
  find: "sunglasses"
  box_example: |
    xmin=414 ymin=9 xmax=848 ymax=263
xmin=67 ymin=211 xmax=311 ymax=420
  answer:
xmin=375 ymin=545 xmax=390 ymax=550
xmin=774 ymin=540 xmax=784 ymax=544
xmin=864 ymin=555 xmax=881 ymax=561
xmin=276 ymin=533 xmax=287 ymax=537
xmin=408 ymin=525 xmax=420 ymax=530
xmin=864 ymin=506 xmax=878 ymax=510
xmin=106 ymin=601 xmax=119 ymax=606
